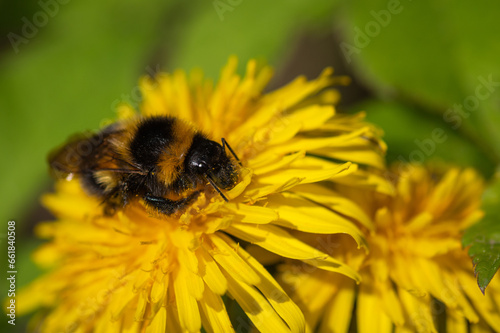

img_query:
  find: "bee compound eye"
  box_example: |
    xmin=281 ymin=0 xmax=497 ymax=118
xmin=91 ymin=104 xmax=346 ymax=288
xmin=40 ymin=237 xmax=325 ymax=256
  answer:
xmin=190 ymin=159 xmax=208 ymax=172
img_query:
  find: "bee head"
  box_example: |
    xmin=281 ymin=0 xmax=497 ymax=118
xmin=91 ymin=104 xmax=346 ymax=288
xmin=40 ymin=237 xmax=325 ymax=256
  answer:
xmin=186 ymin=136 xmax=239 ymax=192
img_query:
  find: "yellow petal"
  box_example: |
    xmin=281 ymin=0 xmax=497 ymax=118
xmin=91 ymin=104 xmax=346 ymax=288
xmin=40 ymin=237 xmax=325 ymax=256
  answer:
xmin=172 ymin=69 xmax=194 ymax=121
xmin=31 ymin=242 xmax=63 ymax=268
xmin=303 ymin=256 xmax=361 ymax=284
xmin=176 ymin=249 xmax=204 ymax=301
xmin=357 ymin=281 xmax=394 ymax=333
xmin=197 ymin=247 xmax=227 ymax=295
xmin=288 ymin=105 xmax=335 ymax=131
xmin=226 ymin=223 xmax=360 ymax=282
xmin=446 ymin=310 xmax=468 ymax=333
xmin=140 ymin=76 xmax=170 ymax=117
xmin=233 ymin=68 xmax=334 ymax=144
xmin=398 ymin=288 xmax=437 ymax=333
xmin=291 ymin=183 xmax=374 ymax=231
xmin=134 ymin=269 xmax=152 ymax=292
xmin=199 ymin=284 xmax=235 ymax=333
xmin=439 ymin=268 xmax=478 ymax=323
xmin=266 ymin=192 xmax=367 ymax=250
xmin=95 ymin=309 xmax=122 ymax=333
xmin=173 ymin=266 xmax=201 ymax=333
xmin=405 ymin=212 xmax=434 ymax=231
xmin=109 ymin=284 xmax=137 ymax=321
xmin=264 ymin=127 xmax=371 ymax=156
xmin=261 ymin=67 xmax=335 ymax=111
xmin=376 ymin=279 xmax=404 ymax=326
xmin=388 ymin=255 xmax=425 ymax=297
xmin=470 ymin=319 xmax=495 ymax=333
xmin=222 ymin=203 xmax=278 ymax=224
xmin=409 ymin=238 xmax=462 ymax=258
xmin=121 ymin=313 xmax=143 ymax=333
xmin=146 ymin=307 xmax=167 ymax=333
xmin=280 ymin=267 xmax=336 ymax=332
xmin=250 ymin=151 xmax=305 ymax=175
xmin=223 ymin=270 xmax=291 ymax=332
xmin=263 ymin=121 xmax=302 ymax=146
xmin=321 ymin=111 xmax=367 ymax=130
xmin=205 ymin=233 xmax=260 ymax=286
xmin=333 ymin=168 xmax=395 ymax=195
xmin=41 ymin=188 xmax=101 ymax=222
xmin=314 ymin=146 xmax=386 ymax=169
xmin=188 ymin=271 xmax=205 ymax=301
xmin=243 ymin=177 xmax=303 ymax=201
xmin=255 ymin=161 xmax=356 ymax=185
xmin=231 ymin=240 xmax=306 ymax=333
xmin=456 ymin=267 xmax=500 ymax=331
xmin=226 ymin=167 xmax=253 ymax=199
xmin=150 ymin=276 xmax=166 ymax=303
xmin=319 ymin=276 xmax=356 ymax=333
xmin=16 ymin=276 xmax=59 ymax=314
xmin=405 ymin=257 xmax=480 ymax=325
xmin=177 ymin=247 xmax=199 ymax=275
xmin=166 ymin=305 xmax=184 ymax=333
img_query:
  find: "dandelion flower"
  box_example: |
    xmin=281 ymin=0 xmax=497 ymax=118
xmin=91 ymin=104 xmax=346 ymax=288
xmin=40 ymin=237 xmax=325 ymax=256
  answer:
xmin=280 ymin=164 xmax=500 ymax=333
xmin=18 ymin=57 xmax=387 ymax=333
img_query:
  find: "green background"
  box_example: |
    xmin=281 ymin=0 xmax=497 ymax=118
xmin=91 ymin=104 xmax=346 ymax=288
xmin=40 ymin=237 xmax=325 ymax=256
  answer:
xmin=1 ymin=0 xmax=499 ymax=331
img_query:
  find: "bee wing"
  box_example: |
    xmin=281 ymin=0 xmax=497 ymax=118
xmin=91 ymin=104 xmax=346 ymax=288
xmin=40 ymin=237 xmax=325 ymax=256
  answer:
xmin=48 ymin=132 xmax=97 ymax=177
xmin=49 ymin=128 xmax=142 ymax=179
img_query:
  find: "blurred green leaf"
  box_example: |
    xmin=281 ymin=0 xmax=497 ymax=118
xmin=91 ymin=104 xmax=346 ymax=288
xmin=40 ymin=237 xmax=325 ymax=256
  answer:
xmin=356 ymin=100 xmax=495 ymax=177
xmin=170 ymin=0 xmax=341 ymax=78
xmin=340 ymin=0 xmax=500 ymax=162
xmin=463 ymin=175 xmax=500 ymax=293
xmin=0 ymin=0 xmax=178 ymax=225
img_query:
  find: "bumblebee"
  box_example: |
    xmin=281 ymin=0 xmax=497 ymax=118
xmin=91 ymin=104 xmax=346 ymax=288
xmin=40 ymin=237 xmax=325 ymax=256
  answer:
xmin=49 ymin=115 xmax=240 ymax=215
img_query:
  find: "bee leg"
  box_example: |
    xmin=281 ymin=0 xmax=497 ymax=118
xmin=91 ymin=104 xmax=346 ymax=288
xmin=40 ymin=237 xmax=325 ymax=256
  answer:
xmin=103 ymin=204 xmax=118 ymax=216
xmin=143 ymin=191 xmax=200 ymax=215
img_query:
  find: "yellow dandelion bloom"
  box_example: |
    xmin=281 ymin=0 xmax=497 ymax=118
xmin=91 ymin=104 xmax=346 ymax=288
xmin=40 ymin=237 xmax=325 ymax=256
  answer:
xmin=280 ymin=164 xmax=500 ymax=333
xmin=18 ymin=57 xmax=387 ymax=333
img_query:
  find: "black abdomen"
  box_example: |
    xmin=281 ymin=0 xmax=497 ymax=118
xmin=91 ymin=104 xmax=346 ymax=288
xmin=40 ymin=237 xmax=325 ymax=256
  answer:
xmin=129 ymin=116 xmax=176 ymax=169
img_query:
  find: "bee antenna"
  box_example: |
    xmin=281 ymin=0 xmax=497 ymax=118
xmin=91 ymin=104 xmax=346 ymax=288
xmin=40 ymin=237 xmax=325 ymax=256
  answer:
xmin=206 ymin=175 xmax=229 ymax=202
xmin=221 ymin=138 xmax=242 ymax=166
